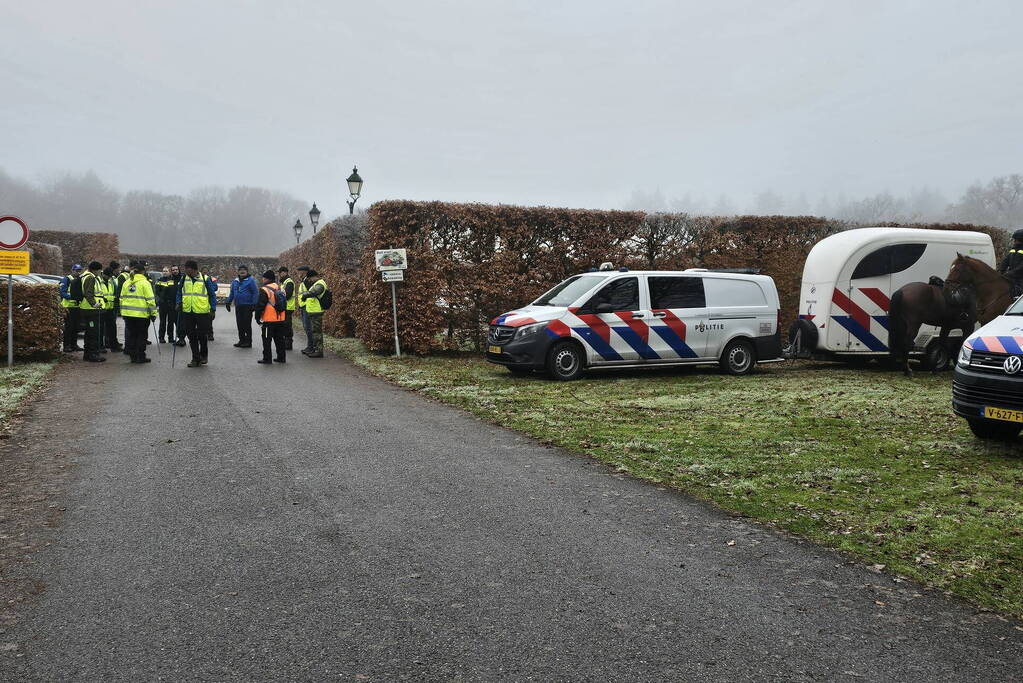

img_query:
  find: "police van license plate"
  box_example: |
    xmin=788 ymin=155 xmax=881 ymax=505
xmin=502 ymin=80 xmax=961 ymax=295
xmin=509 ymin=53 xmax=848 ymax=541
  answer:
xmin=488 ymin=345 xmax=502 ymax=354
xmin=983 ymin=406 xmax=1023 ymax=423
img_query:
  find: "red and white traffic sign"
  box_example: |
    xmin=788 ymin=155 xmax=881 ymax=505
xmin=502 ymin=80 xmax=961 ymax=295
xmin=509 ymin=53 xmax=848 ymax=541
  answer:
xmin=0 ymin=216 xmax=29 ymax=250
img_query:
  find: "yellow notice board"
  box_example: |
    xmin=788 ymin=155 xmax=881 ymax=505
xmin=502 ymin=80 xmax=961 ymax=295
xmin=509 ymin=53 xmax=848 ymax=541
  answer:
xmin=0 ymin=251 xmax=30 ymax=275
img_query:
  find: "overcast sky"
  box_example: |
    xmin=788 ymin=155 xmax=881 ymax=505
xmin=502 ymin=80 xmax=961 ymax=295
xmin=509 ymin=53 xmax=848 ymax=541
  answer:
xmin=2 ymin=0 xmax=1021 ymax=215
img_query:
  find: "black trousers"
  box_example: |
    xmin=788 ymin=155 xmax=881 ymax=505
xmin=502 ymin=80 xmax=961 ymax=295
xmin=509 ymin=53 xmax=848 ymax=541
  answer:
xmin=283 ymin=310 xmax=294 ymax=346
xmin=102 ymin=310 xmax=119 ymax=349
xmin=261 ymin=321 xmax=286 ymax=361
xmin=124 ymin=316 xmax=150 ymax=360
xmin=235 ymin=305 xmax=254 ymax=344
xmin=82 ymin=309 xmax=103 ymax=357
xmin=159 ymin=306 xmax=176 ymax=341
xmin=182 ymin=312 xmax=211 ymax=360
xmin=62 ymin=307 xmax=80 ymax=349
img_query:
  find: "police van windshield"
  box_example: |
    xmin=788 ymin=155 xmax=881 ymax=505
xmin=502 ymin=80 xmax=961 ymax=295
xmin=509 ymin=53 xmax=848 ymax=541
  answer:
xmin=533 ymin=275 xmax=607 ymax=306
xmin=1005 ymin=298 xmax=1023 ymax=315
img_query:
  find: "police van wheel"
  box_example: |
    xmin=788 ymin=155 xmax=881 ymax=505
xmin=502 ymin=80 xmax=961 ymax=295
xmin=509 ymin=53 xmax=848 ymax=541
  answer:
xmin=720 ymin=339 xmax=756 ymax=376
xmin=547 ymin=341 xmax=584 ymax=381
xmin=967 ymin=419 xmax=1021 ymax=441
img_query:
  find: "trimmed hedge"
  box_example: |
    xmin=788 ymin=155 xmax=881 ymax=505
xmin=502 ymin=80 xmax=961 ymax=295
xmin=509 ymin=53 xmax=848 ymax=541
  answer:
xmin=30 ymin=230 xmax=120 ymax=273
xmin=21 ymin=241 xmax=63 ymax=275
xmin=277 ymin=201 xmax=1008 ymax=355
xmin=119 ymin=253 xmax=278 ymax=282
xmin=0 ymin=283 xmax=62 ymax=360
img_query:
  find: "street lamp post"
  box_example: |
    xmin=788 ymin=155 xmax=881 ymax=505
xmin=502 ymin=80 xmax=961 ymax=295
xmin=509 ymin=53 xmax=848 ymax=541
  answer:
xmin=293 ymin=219 xmax=303 ymax=245
xmin=346 ymin=166 xmax=363 ymax=215
xmin=309 ymin=203 xmax=321 ymax=234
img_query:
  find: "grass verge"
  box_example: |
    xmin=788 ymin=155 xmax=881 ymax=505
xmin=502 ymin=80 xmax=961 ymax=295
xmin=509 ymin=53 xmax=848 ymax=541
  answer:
xmin=0 ymin=361 xmax=58 ymax=435
xmin=326 ymin=336 xmax=1023 ymax=617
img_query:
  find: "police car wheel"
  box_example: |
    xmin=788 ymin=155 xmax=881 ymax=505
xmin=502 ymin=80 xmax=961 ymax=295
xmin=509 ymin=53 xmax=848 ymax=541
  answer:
xmin=720 ymin=339 xmax=756 ymax=375
xmin=967 ymin=419 xmax=1021 ymax=441
xmin=547 ymin=341 xmax=584 ymax=381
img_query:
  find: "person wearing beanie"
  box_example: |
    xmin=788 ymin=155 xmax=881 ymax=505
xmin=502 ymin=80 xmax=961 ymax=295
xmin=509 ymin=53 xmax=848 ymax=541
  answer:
xmin=80 ymin=261 xmax=107 ymax=362
xmin=278 ymin=266 xmax=296 ymax=350
xmin=225 ymin=264 xmax=258 ymax=348
xmin=255 ymin=270 xmax=287 ymax=364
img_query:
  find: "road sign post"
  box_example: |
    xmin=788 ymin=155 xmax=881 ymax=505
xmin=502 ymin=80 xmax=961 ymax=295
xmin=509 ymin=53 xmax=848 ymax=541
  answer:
xmin=0 ymin=216 xmax=30 ymax=368
xmin=375 ymin=249 xmax=408 ymax=357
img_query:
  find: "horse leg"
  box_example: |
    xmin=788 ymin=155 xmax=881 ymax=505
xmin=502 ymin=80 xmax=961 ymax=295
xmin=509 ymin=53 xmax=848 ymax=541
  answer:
xmin=903 ymin=322 xmax=922 ymax=378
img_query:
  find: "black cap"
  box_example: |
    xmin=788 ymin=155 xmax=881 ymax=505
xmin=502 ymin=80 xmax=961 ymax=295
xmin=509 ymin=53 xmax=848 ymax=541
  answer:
xmin=88 ymin=261 xmax=103 ymax=271
xmin=1013 ymin=229 xmax=1023 ymax=241
xmin=262 ymin=270 xmax=276 ymax=281
xmin=297 ymin=265 xmax=310 ymax=272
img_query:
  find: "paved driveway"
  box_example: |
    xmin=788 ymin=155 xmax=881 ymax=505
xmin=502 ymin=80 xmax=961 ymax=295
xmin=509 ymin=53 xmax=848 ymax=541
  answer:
xmin=3 ymin=314 xmax=1021 ymax=680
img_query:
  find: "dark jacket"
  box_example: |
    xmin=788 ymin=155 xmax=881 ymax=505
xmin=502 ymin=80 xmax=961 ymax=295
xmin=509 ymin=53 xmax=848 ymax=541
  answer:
xmin=156 ymin=274 xmax=180 ymax=308
xmin=999 ymin=249 xmax=1023 ymax=281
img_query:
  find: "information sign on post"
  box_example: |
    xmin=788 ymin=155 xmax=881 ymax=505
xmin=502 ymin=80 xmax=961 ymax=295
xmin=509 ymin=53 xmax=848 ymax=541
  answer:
xmin=374 ymin=248 xmax=407 ymax=356
xmin=0 ymin=216 xmax=30 ymax=368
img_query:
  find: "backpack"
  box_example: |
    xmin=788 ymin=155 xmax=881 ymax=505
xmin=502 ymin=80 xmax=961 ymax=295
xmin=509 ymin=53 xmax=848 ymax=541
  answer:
xmin=269 ymin=286 xmax=287 ymax=314
xmin=319 ymin=288 xmax=333 ymax=311
xmin=69 ymin=275 xmax=84 ymax=302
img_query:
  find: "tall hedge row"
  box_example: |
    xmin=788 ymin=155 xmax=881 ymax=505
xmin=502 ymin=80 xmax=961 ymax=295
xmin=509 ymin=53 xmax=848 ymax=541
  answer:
xmin=276 ymin=200 xmax=1007 ymax=355
xmin=30 ymin=230 xmax=120 ymax=273
xmin=0 ymin=283 xmax=62 ymax=360
xmin=118 ymin=253 xmax=278 ymax=282
xmin=20 ymin=241 xmax=63 ymax=275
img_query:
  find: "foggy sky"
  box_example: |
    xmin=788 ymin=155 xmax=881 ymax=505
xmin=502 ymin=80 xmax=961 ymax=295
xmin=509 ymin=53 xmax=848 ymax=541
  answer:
xmin=3 ymin=0 xmax=1022 ymax=215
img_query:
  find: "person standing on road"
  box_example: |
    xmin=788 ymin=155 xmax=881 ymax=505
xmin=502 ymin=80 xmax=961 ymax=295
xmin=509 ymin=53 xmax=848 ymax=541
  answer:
xmin=177 ymin=260 xmax=217 ymax=368
xmin=59 ymin=263 xmax=83 ymax=353
xmin=100 ymin=267 xmax=121 ymax=352
xmin=79 ymin=261 xmax=107 ymax=363
xmin=156 ymin=265 xmax=180 ymax=343
xmin=255 ymin=270 xmax=287 ymax=365
xmin=300 ymin=269 xmax=328 ymax=358
xmin=225 ymin=265 xmax=258 ymax=348
xmin=296 ymin=266 xmax=313 ymax=353
xmin=278 ymin=266 xmax=296 ymax=351
xmin=120 ymin=261 xmax=158 ymax=364
xmin=108 ymin=261 xmax=126 ymax=352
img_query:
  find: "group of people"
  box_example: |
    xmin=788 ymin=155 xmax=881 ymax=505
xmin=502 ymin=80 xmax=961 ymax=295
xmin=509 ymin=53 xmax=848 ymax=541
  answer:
xmin=59 ymin=260 xmax=329 ymax=367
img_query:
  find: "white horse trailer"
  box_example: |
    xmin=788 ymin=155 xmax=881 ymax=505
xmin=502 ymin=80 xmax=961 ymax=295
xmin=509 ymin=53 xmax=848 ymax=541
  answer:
xmin=789 ymin=227 xmax=996 ymax=367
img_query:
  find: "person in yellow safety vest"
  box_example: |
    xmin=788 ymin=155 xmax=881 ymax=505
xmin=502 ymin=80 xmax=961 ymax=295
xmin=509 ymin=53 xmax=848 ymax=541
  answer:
xmin=120 ymin=260 xmax=158 ymax=364
xmin=278 ymin=266 xmax=296 ymax=351
xmin=107 ymin=260 xmax=125 ymax=351
xmin=299 ymin=268 xmax=328 ymax=358
xmin=59 ymin=263 xmax=84 ymax=353
xmin=79 ymin=261 xmax=107 ymax=363
xmin=177 ymin=259 xmax=218 ymax=368
xmin=100 ymin=266 xmax=121 ymax=352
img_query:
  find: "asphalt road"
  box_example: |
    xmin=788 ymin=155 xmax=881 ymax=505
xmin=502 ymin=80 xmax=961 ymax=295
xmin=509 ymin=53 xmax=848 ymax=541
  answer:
xmin=3 ymin=314 xmax=1022 ymax=681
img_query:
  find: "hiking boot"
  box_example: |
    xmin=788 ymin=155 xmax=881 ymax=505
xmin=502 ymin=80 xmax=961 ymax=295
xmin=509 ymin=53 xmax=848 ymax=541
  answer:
xmin=84 ymin=355 xmax=106 ymax=363
xmin=187 ymin=359 xmax=201 ymax=368
xmin=174 ymin=340 xmax=186 ymax=347
xmin=159 ymin=338 xmax=166 ymax=343
xmin=200 ymin=355 xmax=208 ymax=365
xmin=274 ymin=357 xmax=286 ymax=363
xmin=306 ymin=352 xmax=323 ymax=358
xmin=257 ymin=359 xmax=272 ymax=364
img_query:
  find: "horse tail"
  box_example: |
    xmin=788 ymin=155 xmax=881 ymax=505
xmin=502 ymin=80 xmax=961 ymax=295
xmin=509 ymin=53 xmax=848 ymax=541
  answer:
xmin=888 ymin=289 xmax=906 ymax=358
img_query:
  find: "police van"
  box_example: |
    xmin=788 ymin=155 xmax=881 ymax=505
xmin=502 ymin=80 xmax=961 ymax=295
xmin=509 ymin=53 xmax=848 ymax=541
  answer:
xmin=486 ymin=267 xmax=783 ymax=380
xmin=788 ymin=227 xmax=995 ymax=369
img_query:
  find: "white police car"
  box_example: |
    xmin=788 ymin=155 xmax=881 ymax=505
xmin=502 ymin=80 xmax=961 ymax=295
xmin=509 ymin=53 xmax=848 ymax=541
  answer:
xmin=486 ymin=267 xmax=783 ymax=380
xmin=952 ymin=297 xmax=1023 ymax=440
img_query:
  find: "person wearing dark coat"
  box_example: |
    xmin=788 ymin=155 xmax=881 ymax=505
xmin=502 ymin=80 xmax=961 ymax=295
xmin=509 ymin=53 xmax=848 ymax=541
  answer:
xmin=999 ymin=229 xmax=1023 ymax=297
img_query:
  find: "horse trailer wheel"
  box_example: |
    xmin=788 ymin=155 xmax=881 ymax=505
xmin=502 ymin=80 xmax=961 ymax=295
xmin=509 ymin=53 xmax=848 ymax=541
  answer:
xmin=720 ymin=339 xmax=756 ymax=376
xmin=547 ymin=341 xmax=584 ymax=381
xmin=923 ymin=341 xmax=951 ymax=372
xmin=967 ymin=419 xmax=1022 ymax=441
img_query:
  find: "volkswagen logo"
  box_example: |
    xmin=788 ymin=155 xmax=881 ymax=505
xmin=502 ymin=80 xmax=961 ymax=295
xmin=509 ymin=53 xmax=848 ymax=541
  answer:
xmin=1004 ymin=356 xmax=1023 ymax=375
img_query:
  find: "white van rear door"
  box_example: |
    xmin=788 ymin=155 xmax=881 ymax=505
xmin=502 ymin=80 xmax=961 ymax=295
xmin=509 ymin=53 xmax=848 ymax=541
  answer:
xmin=645 ymin=275 xmax=708 ymax=360
xmin=703 ymin=277 xmax=770 ymax=357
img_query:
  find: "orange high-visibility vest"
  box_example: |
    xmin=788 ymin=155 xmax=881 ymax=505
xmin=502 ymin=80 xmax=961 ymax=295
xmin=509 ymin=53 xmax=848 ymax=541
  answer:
xmin=261 ymin=284 xmax=286 ymax=323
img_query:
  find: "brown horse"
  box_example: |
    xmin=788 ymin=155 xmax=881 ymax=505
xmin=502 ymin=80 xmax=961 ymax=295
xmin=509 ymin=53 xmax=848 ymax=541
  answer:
xmin=888 ymin=279 xmax=975 ymax=377
xmin=945 ymin=253 xmax=1014 ymax=324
